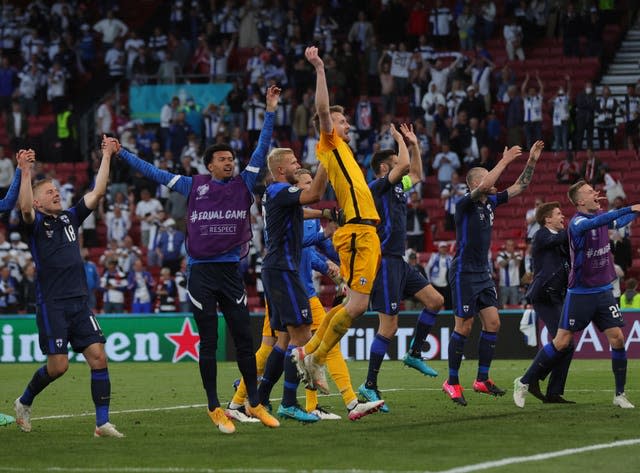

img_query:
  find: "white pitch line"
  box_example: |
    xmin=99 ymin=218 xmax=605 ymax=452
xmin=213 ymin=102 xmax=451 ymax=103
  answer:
xmin=435 ymin=438 xmax=640 ymax=473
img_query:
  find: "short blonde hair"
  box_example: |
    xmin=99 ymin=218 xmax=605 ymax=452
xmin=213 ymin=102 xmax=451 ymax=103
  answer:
xmin=568 ymin=180 xmax=588 ymax=206
xmin=267 ymin=148 xmax=294 ymax=178
xmin=32 ymin=178 xmax=54 ymax=194
xmin=312 ymin=105 xmax=345 ymax=134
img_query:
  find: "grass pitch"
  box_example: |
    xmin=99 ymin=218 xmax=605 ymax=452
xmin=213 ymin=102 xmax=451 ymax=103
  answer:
xmin=0 ymin=359 xmax=638 ymax=473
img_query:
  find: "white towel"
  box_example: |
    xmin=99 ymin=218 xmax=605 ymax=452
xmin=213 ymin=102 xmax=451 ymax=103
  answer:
xmin=519 ymin=309 xmax=537 ymax=347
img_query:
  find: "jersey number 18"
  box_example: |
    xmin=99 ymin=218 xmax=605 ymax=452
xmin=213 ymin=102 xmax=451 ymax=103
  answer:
xmin=63 ymin=225 xmax=76 ymax=242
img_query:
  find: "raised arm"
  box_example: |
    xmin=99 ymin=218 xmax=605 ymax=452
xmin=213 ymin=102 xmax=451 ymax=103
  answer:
xmin=118 ymin=145 xmax=191 ymax=196
xmin=506 ymin=140 xmax=543 ymax=199
xmin=536 ymin=71 xmax=544 ymax=97
xmin=305 ymin=46 xmax=332 ymax=134
xmin=521 ymin=72 xmax=529 ymax=96
xmin=573 ymin=205 xmax=640 ymax=234
xmin=17 ymin=150 xmax=35 ymax=224
xmin=400 ymin=123 xmax=423 ymax=186
xmin=387 ymin=123 xmax=410 ymax=185
xmin=84 ymin=136 xmax=114 ymax=210
xmin=469 ymin=145 xmax=522 ymax=200
xmin=299 ymin=164 xmax=328 ymax=205
xmin=241 ymin=85 xmax=280 ymax=192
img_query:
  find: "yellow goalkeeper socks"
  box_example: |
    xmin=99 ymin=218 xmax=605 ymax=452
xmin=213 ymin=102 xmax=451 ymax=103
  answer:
xmin=313 ymin=307 xmax=352 ymax=365
xmin=304 ymin=303 xmax=344 ymax=355
xmin=326 ymin=342 xmax=357 ymax=408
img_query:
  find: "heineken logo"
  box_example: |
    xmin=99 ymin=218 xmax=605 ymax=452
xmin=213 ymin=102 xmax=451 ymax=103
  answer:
xmin=0 ymin=315 xmax=217 ymax=363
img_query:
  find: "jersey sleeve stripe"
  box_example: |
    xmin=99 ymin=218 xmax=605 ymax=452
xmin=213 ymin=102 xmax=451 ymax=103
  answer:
xmin=245 ymin=165 xmax=260 ymax=173
xmin=167 ymin=175 xmax=181 ymax=189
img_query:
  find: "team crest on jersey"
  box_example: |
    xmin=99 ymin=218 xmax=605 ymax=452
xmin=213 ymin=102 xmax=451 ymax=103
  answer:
xmin=463 ymin=305 xmax=470 ymax=313
xmin=45 ymin=230 xmax=53 ymax=238
xmin=359 ymin=277 xmax=368 ymax=286
xmin=288 ymin=186 xmax=300 ymax=193
xmin=55 ymin=338 xmax=64 ymax=348
xmin=569 ymin=318 xmax=575 ymax=327
xmin=196 ymin=183 xmax=209 ymax=199
xmin=391 ymin=302 xmax=397 ymax=311
xmin=60 ymin=215 xmax=70 ymax=224
xmin=301 ymin=308 xmax=309 ymax=319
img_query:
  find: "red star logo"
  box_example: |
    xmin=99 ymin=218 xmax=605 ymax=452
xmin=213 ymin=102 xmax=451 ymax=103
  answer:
xmin=165 ymin=319 xmax=200 ymax=362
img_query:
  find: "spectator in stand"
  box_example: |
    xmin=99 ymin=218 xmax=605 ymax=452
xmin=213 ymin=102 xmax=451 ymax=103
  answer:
xmin=93 ymin=10 xmax=128 ymax=49
xmin=446 ymin=80 xmax=467 ymax=122
xmin=429 ymin=0 xmax=453 ymax=48
xmin=348 ymin=11 xmax=374 ymax=53
xmin=585 ymin=7 xmax=604 ymax=58
xmin=622 ymin=84 xmax=640 ymax=150
xmin=400 ymin=251 xmax=428 ymax=311
xmin=406 ymin=190 xmax=428 ymax=252
xmin=551 ymin=76 xmax=571 ymax=152
xmin=174 ymin=257 xmax=189 ymax=313
xmin=457 ymin=3 xmax=476 ymax=51
xmin=156 ymin=49 xmax=180 ymax=84
xmin=458 ymin=85 xmax=486 ymax=123
xmin=79 ymin=249 xmax=100 ymax=312
xmin=135 ymin=188 xmax=163 ymax=247
xmin=292 ymin=91 xmax=311 ymax=143
xmin=169 ymin=111 xmax=192 ymax=160
xmin=210 ymin=37 xmax=235 ymax=83
xmin=556 ymin=152 xmax=580 ymax=184
xmin=78 ymin=23 xmax=97 ymax=72
xmin=525 ymin=197 xmax=543 ymax=243
xmin=17 ymin=61 xmax=42 ymax=117
xmin=20 ymin=261 xmax=37 ymax=314
xmin=495 ymin=64 xmax=516 ymax=103
xmin=580 ymin=148 xmax=604 ymax=185
xmin=496 ymin=239 xmax=523 ymax=307
xmin=202 ymin=103 xmax=224 ymax=147
xmin=155 ymin=218 xmax=185 ymax=275
xmin=117 ymin=236 xmax=142 ymax=275
xmin=148 ymin=26 xmax=168 ymax=63
xmin=425 ymin=55 xmax=462 ymax=95
xmin=244 ymin=88 xmax=266 ymax=150
xmin=595 ymin=85 xmax=618 ymax=151
xmin=609 ymin=197 xmax=633 ymax=272
xmin=0 ymin=265 xmax=20 ymax=314
xmin=427 ymin=242 xmax=453 ymax=310
xmin=377 ymin=54 xmax=395 ymax=116
xmin=503 ymin=16 xmax=524 ymax=61
xmin=574 ymin=81 xmax=597 ymax=150
xmin=46 ymin=60 xmax=66 ymax=113
xmin=127 ymin=259 xmax=154 ymax=314
xmin=225 ymin=77 xmax=246 ymax=130
xmin=387 ymin=42 xmax=412 ymax=97
xmin=159 ymin=96 xmax=179 ymax=152
xmin=441 ymin=171 xmax=468 ymax=231
xmin=191 ymin=35 xmax=211 ymax=75
xmin=521 ymin=72 xmax=544 ymax=150
xmin=182 ymin=97 xmax=202 ymax=140
xmin=274 ymin=88 xmax=293 ymax=140
xmin=105 ymin=204 xmax=130 ymax=243
xmin=479 ymin=0 xmax=497 ymax=41
xmin=100 ymin=259 xmax=127 ymax=313
xmin=560 ymin=4 xmax=581 ymax=57
xmin=421 ymin=82 xmax=446 ymax=135
xmin=0 ymin=146 xmax=14 ymax=198
xmin=228 ymin=127 xmax=245 ymax=165
xmin=462 ymin=117 xmax=488 ymax=168
xmin=620 ymin=278 xmax=640 ymax=309
xmin=131 ymin=45 xmax=154 ymax=85
xmin=154 ymin=267 xmax=177 ymax=313
xmin=124 ymin=31 xmax=145 ymax=78
xmin=302 ymin=126 xmax=319 ymax=171
xmin=7 ymin=100 xmax=28 ymax=153
xmin=466 ymin=56 xmax=494 ymax=113
xmin=0 ymin=56 xmax=17 ymax=116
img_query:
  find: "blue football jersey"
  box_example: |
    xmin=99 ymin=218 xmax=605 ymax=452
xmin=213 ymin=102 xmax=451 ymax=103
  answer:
xmin=262 ymin=182 xmax=304 ymax=271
